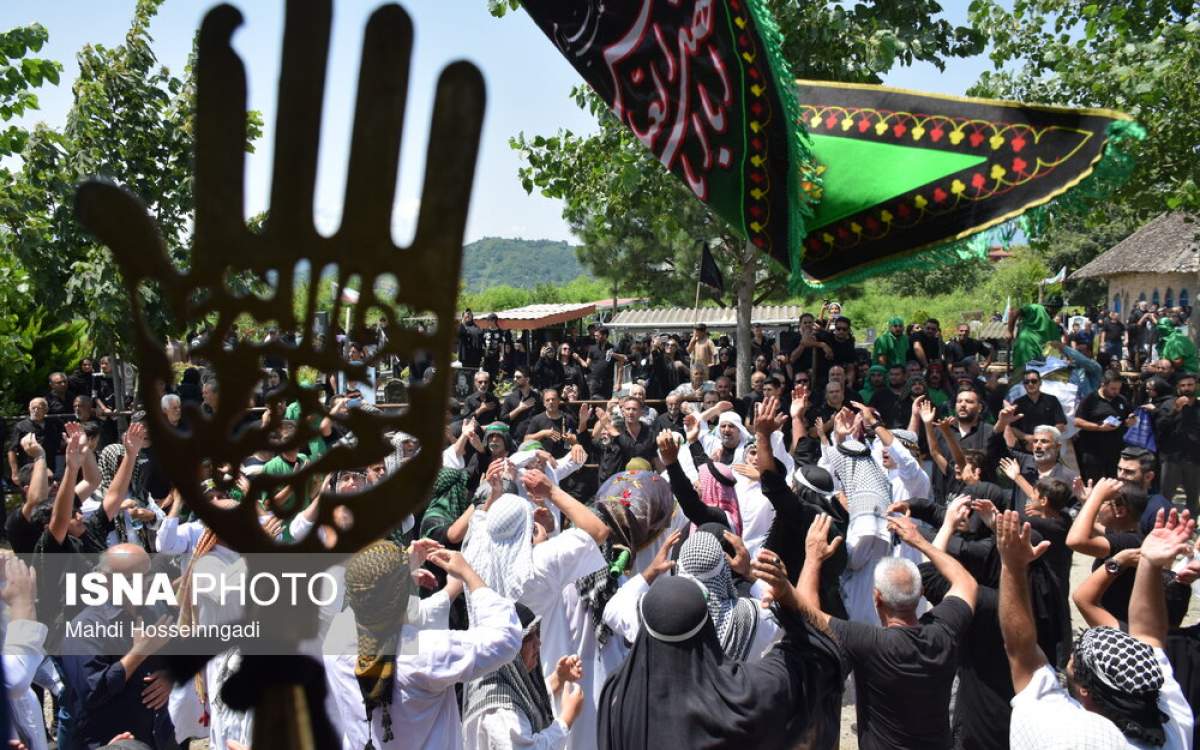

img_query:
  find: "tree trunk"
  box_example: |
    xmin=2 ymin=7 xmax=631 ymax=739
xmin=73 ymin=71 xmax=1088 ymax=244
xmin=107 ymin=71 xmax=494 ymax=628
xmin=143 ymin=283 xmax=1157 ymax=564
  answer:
xmin=735 ymin=242 xmax=756 ymax=397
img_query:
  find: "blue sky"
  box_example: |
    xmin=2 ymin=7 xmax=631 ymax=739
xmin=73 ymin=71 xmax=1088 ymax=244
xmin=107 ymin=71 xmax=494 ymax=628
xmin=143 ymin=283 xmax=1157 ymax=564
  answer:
xmin=1 ymin=1 xmax=995 ymax=245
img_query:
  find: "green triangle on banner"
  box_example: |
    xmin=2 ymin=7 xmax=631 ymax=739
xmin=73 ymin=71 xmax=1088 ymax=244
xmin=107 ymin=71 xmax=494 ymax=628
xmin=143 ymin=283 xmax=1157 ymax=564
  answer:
xmin=807 ymin=133 xmax=987 ymax=229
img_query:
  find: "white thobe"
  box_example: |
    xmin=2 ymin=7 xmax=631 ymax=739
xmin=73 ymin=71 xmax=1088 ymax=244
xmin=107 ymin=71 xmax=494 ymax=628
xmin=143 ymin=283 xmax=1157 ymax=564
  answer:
xmin=324 ymin=587 xmax=521 ymax=750
xmin=4 ymin=619 xmax=48 ymax=750
xmin=550 ymin=509 xmax=688 ymax=750
xmin=463 ymin=708 xmax=570 ymax=750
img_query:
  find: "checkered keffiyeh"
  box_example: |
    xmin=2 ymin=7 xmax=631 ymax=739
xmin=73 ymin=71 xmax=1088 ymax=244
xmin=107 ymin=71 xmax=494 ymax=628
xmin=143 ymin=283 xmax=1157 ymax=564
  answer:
xmin=463 ymin=493 xmax=534 ymax=608
xmin=1074 ymin=627 xmax=1164 ymax=695
xmin=677 ymin=531 xmax=758 ymax=661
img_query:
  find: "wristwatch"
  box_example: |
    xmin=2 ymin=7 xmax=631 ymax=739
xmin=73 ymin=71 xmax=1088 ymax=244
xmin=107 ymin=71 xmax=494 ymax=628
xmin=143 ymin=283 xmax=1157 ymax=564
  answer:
xmin=1104 ymin=559 xmax=1122 ymax=576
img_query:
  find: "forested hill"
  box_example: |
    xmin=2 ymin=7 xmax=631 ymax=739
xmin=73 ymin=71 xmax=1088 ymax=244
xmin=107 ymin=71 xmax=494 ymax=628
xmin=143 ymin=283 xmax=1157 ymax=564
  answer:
xmin=462 ymin=237 xmax=589 ymax=291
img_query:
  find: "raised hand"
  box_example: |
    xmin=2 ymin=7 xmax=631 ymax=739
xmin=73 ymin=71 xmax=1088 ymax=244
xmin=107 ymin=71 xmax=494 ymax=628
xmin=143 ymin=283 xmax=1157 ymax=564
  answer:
xmin=642 ymin=529 xmax=681 ymax=584
xmin=0 ymin=556 xmax=36 ymax=621
xmin=554 ymin=654 xmax=583 ymax=685
xmin=887 ymin=514 xmax=924 ymax=548
xmin=408 ymin=538 xmax=443 ymax=570
xmin=998 ymin=457 xmax=1021 ymax=482
xmin=521 ymin=468 xmax=553 ymax=499
xmin=751 ymin=550 xmax=794 ymax=610
xmin=683 ymin=412 xmax=701 ymax=444
xmin=1140 ymin=508 xmax=1195 ymax=569
xmin=995 ymin=510 xmax=1050 ymax=569
xmin=805 ymin=513 xmax=843 ymax=561
xmin=656 ymin=430 xmax=680 ymax=465
xmin=18 ymin=433 xmax=43 ymax=460
xmin=971 ymin=498 xmax=998 ymax=529
xmin=790 ymin=384 xmax=810 ymax=418
xmin=723 ymin=531 xmax=753 ymax=578
xmin=916 ymin=396 xmax=936 ymax=424
xmin=123 ymin=422 xmax=147 ymax=455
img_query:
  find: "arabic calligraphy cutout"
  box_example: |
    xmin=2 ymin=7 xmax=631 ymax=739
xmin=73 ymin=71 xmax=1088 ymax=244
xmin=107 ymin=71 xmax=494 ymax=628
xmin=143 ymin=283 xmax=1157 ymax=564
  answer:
xmin=520 ymin=1 xmax=1142 ymax=290
xmin=74 ymin=2 xmax=484 ymax=745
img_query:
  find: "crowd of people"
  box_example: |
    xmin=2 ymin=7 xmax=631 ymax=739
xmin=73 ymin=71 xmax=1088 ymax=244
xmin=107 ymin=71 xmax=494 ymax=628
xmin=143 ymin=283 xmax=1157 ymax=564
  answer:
xmin=0 ymin=296 xmax=1196 ymax=749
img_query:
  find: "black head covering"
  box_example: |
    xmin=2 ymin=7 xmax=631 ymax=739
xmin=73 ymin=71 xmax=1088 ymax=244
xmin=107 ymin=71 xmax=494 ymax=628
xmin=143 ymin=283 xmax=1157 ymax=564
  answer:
xmin=598 ymin=576 xmax=844 ymax=750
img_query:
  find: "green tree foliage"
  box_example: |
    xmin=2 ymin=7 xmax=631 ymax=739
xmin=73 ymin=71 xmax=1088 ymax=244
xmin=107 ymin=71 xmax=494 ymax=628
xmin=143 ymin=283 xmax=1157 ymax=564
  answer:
xmin=461 ymin=237 xmax=591 ymax=291
xmin=882 ymin=256 xmax=991 ymax=297
xmin=460 ymin=275 xmax=610 ymax=314
xmin=969 ymin=1 xmax=1200 ymax=306
xmin=0 ymin=23 xmax=61 ymax=160
xmin=0 ymin=0 xmax=262 ymax=357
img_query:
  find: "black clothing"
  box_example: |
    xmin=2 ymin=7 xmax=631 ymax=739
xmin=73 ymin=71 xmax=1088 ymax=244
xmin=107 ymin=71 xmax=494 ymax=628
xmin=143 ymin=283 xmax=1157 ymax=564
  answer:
xmin=666 ymin=460 xmax=728 ymax=530
xmin=457 ymin=321 xmax=483 ymax=367
xmin=1075 ymin=391 xmax=1132 ymax=481
xmin=1100 ymin=320 xmax=1126 ymax=354
xmin=829 ymin=597 xmax=973 ymax=750
xmin=524 ymin=411 xmax=577 ymax=458
xmin=1165 ymin=623 xmax=1200 ymax=750
xmin=910 ymin=331 xmax=945 ymax=363
xmin=5 ymin=505 xmax=43 ymax=554
xmin=1092 ymin=530 xmax=1144 ymax=624
xmin=750 ymin=335 xmax=775 ymax=362
xmin=920 ymin=563 xmax=1065 ymax=750
xmin=531 ymin=356 xmax=562 ymax=391
xmin=827 ymin=335 xmax=857 ymax=367
xmin=868 ymin=388 xmax=902 ymax=428
xmin=63 ymin=606 xmax=174 ymax=749
xmin=598 ymin=578 xmax=845 ymax=750
xmin=599 ymin=424 xmax=658 ymax=481
xmin=653 ymin=410 xmax=686 ymax=437
xmin=585 ymin=341 xmax=617 ymax=399
xmin=1012 ymin=392 xmax=1067 ymax=435
xmin=462 ymin=390 xmax=502 ymax=423
xmin=944 ymin=336 xmax=990 ymax=364
xmin=8 ymin=418 xmax=59 ymax=474
xmin=1156 ymin=398 xmax=1199 ymax=460
xmin=481 ymin=328 xmax=512 ymax=377
xmin=500 ymin=388 xmax=541 ymax=441
xmin=760 ymin=469 xmax=848 ymax=618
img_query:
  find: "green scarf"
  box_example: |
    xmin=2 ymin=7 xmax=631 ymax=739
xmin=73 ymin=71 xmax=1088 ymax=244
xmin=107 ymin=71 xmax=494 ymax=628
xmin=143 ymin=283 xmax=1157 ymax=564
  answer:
xmin=873 ymin=318 xmax=908 ymax=366
xmin=417 ymin=468 xmax=471 ymax=538
xmin=1012 ymin=304 xmax=1057 ymax=373
xmin=1159 ymin=319 xmax=1199 ymax=374
xmin=859 ymin=365 xmax=888 ymax=403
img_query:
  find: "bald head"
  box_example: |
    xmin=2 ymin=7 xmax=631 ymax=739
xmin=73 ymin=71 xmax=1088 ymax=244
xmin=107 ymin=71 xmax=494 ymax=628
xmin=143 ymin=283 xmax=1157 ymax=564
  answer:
xmin=101 ymin=544 xmax=151 ymax=575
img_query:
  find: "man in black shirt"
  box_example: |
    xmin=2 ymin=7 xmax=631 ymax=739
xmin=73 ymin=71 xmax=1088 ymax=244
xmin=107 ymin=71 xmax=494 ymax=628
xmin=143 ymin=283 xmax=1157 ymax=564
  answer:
xmin=1011 ymin=371 xmax=1067 ymax=444
xmin=1157 ymin=373 xmax=1199 ymax=513
xmin=1067 ymin=477 xmax=1147 ymax=623
xmin=788 ymin=313 xmax=834 ymax=385
xmin=583 ymin=326 xmax=624 ymax=400
xmin=910 ymin=318 xmax=945 ymax=366
xmin=47 ymin=371 xmax=74 ymax=417
xmin=462 ymin=369 xmax=501 ymax=424
xmin=8 ymin=397 xmax=58 ymax=483
xmin=480 ymin=313 xmax=512 ymax=381
xmin=594 ymin=396 xmax=657 ymax=480
xmin=798 ymin=513 xmax=976 ymax=750
xmin=750 ymin=322 xmax=774 ymax=362
xmin=524 ymin=388 xmax=578 ymax=458
xmin=1097 ymin=311 xmax=1126 ymax=367
xmin=944 ymin=322 xmax=992 ymax=367
xmin=456 ymin=309 xmax=483 ymax=368
xmin=500 ymin=368 xmax=541 ymax=441
xmin=653 ymin=392 xmax=686 ymax=436
xmin=62 ymin=543 xmax=175 ymax=750
xmin=6 ymin=433 xmax=51 ymax=554
xmin=1074 ymin=371 xmax=1136 ymax=482
xmin=828 ymin=316 xmax=857 ymax=368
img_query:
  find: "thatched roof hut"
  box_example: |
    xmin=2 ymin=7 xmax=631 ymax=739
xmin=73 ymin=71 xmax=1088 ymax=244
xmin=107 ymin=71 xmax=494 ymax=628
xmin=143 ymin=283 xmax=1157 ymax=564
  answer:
xmin=1071 ymin=213 xmax=1199 ymax=314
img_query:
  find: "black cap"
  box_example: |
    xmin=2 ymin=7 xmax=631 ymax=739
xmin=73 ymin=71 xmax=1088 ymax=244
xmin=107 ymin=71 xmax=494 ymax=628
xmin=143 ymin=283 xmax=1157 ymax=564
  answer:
xmin=639 ymin=575 xmax=708 ymax=642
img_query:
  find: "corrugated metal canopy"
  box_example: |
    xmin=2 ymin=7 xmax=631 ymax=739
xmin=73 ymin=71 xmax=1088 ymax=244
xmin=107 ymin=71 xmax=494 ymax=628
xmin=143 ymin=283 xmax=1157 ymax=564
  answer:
xmin=608 ymin=305 xmax=805 ymax=330
xmin=478 ymin=302 xmax=596 ymax=330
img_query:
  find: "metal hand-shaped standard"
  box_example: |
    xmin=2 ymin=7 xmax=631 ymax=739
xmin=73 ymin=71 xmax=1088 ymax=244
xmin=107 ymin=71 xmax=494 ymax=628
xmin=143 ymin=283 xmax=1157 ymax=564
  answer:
xmin=74 ymin=0 xmax=485 ymax=554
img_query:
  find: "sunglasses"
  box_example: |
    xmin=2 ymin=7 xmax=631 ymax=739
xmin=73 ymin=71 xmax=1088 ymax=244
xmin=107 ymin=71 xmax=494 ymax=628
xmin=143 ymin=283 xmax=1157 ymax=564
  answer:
xmin=1024 ymin=378 xmax=1040 ymax=385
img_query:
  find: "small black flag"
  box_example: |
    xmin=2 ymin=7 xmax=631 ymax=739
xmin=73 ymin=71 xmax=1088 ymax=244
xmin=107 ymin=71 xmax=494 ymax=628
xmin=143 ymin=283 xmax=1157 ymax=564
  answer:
xmin=699 ymin=243 xmax=725 ymax=294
